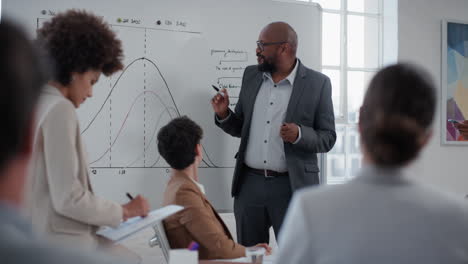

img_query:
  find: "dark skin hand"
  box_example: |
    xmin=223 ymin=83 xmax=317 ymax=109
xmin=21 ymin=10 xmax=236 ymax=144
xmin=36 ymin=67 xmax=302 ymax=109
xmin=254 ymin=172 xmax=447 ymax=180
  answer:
xmin=280 ymin=123 xmax=299 ymax=143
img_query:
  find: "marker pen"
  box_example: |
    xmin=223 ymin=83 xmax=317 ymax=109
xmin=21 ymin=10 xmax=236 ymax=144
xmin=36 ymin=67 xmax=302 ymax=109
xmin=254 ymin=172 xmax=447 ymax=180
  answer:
xmin=212 ymin=85 xmax=225 ymax=97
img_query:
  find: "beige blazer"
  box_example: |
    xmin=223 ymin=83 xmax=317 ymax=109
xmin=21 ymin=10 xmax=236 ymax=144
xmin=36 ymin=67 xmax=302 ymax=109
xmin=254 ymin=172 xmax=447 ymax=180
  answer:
xmin=25 ymin=85 xmax=122 ymax=249
xmin=163 ymin=171 xmax=245 ymax=260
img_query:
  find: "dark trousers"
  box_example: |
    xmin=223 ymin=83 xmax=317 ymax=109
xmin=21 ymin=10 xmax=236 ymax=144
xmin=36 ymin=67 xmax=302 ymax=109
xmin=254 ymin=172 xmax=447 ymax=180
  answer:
xmin=233 ymin=169 xmax=292 ymax=246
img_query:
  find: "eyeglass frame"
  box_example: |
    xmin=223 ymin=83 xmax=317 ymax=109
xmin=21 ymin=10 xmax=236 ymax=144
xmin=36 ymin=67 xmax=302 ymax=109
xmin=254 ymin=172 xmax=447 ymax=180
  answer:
xmin=256 ymin=40 xmax=287 ymax=51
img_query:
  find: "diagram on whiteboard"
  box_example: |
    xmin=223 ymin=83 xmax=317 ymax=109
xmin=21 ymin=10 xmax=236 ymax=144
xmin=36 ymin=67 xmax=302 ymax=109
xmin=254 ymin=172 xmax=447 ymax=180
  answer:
xmin=18 ymin=0 xmax=321 ymax=209
xmin=36 ymin=17 xmax=250 ymax=170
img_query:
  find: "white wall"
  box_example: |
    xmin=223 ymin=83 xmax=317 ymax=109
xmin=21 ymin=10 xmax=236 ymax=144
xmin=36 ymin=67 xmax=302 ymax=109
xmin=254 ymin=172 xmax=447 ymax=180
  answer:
xmin=399 ymin=0 xmax=468 ymax=197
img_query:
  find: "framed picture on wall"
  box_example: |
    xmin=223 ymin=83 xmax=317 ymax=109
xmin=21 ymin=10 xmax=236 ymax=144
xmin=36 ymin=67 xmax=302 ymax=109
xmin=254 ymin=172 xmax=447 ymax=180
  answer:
xmin=442 ymin=20 xmax=468 ymax=145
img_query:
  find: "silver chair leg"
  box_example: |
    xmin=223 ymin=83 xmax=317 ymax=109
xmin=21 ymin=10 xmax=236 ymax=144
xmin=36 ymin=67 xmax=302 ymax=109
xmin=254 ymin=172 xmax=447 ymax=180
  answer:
xmin=148 ymin=234 xmax=160 ymax=248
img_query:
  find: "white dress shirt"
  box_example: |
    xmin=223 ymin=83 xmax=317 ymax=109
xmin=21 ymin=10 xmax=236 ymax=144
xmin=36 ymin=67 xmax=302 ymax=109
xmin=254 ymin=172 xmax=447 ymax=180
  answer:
xmin=244 ymin=60 xmax=300 ymax=172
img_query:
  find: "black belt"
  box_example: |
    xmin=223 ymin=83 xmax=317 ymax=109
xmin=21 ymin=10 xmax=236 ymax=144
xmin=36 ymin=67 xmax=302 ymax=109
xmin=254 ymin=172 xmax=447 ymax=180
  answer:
xmin=244 ymin=165 xmax=288 ymax=177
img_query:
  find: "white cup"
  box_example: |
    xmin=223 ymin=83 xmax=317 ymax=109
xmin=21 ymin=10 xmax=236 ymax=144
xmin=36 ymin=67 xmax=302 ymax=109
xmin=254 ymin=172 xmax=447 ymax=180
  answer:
xmin=169 ymin=249 xmax=198 ymax=264
xmin=245 ymin=247 xmax=265 ymax=264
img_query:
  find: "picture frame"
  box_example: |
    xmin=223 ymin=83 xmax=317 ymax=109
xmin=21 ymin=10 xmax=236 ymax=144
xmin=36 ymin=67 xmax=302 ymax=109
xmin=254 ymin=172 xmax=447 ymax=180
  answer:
xmin=441 ymin=20 xmax=468 ymax=145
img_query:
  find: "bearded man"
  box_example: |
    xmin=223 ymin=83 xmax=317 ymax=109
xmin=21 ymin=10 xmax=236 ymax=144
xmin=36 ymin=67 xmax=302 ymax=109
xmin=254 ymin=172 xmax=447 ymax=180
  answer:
xmin=211 ymin=22 xmax=336 ymax=245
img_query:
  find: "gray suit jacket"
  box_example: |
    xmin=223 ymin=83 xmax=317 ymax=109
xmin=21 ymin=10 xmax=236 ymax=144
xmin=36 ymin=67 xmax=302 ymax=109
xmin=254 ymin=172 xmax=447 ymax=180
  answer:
xmin=276 ymin=165 xmax=468 ymax=264
xmin=0 ymin=203 xmax=124 ymax=264
xmin=215 ymin=60 xmax=336 ymax=196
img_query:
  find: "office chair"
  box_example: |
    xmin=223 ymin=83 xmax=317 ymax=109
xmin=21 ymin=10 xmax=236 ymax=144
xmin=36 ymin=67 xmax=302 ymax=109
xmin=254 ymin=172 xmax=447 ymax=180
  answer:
xmin=148 ymin=220 xmax=171 ymax=263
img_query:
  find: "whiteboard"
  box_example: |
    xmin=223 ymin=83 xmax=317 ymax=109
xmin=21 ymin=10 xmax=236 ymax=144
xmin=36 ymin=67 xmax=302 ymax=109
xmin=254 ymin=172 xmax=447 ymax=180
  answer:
xmin=3 ymin=0 xmax=322 ymax=211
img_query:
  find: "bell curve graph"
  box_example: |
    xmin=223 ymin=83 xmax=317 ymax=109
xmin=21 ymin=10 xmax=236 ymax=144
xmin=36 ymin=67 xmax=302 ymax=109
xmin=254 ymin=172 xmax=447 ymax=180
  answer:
xmin=68 ymin=21 xmax=245 ymax=170
xmin=81 ymin=55 xmax=224 ymax=169
xmin=23 ymin=0 xmax=320 ymax=210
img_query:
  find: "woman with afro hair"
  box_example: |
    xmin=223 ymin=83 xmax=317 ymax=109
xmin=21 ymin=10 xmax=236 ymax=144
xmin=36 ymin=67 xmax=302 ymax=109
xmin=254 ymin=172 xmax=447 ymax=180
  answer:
xmin=25 ymin=9 xmax=149 ymax=260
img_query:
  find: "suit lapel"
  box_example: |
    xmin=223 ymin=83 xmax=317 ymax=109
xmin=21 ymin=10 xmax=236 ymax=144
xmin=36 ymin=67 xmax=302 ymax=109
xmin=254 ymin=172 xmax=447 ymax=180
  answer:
xmin=285 ymin=60 xmax=308 ymax=122
xmin=171 ymin=171 xmax=234 ymax=239
xmin=186 ymin=179 xmax=234 ymax=239
xmin=207 ymin=202 xmax=234 ymax=239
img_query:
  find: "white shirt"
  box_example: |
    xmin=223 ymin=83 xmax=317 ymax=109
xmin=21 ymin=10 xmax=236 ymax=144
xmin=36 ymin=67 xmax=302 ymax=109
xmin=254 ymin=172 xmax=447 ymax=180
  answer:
xmin=244 ymin=60 xmax=300 ymax=172
xmin=189 ymin=177 xmax=206 ymax=195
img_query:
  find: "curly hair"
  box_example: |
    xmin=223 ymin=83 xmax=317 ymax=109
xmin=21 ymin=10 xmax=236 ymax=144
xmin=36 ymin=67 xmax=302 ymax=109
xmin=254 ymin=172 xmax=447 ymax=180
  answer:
xmin=37 ymin=9 xmax=123 ymax=85
xmin=157 ymin=116 xmax=203 ymax=170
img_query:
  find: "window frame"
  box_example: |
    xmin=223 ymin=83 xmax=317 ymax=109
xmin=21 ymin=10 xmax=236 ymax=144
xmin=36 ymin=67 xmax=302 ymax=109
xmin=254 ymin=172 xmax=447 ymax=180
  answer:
xmin=317 ymin=0 xmax=384 ymax=184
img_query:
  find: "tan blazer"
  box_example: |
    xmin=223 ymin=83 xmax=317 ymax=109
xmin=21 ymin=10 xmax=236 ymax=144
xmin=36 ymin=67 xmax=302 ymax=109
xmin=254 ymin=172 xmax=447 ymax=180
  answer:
xmin=163 ymin=171 xmax=245 ymax=260
xmin=25 ymin=85 xmax=122 ymax=249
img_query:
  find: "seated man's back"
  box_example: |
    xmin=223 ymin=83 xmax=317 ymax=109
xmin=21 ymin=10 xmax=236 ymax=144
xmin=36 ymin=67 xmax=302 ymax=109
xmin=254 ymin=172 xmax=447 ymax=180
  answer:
xmin=157 ymin=116 xmax=252 ymax=260
xmin=163 ymin=170 xmax=245 ymax=259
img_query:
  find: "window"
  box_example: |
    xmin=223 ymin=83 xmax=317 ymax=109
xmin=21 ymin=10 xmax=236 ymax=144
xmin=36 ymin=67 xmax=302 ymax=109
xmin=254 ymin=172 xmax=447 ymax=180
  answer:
xmin=295 ymin=0 xmax=386 ymax=184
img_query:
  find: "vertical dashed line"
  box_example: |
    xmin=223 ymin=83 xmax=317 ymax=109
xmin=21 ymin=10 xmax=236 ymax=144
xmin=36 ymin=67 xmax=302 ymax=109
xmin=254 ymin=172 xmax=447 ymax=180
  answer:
xmin=143 ymin=28 xmax=147 ymax=167
xmin=109 ymin=81 xmax=112 ymax=167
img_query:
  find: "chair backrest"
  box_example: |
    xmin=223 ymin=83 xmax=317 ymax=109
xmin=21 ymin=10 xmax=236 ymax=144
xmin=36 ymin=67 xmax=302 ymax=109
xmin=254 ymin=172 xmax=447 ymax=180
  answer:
xmin=149 ymin=220 xmax=171 ymax=263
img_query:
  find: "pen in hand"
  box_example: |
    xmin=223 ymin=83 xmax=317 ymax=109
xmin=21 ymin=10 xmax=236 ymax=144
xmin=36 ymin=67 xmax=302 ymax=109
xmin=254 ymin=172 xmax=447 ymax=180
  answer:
xmin=212 ymin=85 xmax=225 ymax=97
xmin=211 ymin=84 xmax=230 ymax=119
xmin=122 ymin=193 xmax=150 ymax=221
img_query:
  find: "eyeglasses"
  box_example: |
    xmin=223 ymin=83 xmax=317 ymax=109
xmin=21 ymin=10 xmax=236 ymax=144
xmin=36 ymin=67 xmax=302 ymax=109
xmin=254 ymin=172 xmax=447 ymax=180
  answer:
xmin=256 ymin=41 xmax=287 ymax=51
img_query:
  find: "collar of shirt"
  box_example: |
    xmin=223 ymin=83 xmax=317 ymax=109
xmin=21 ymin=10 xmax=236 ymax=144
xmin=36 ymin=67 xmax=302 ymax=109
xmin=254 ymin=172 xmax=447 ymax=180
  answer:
xmin=44 ymin=84 xmax=65 ymax=98
xmin=189 ymin=177 xmax=206 ymax=195
xmin=262 ymin=59 xmax=299 ymax=86
xmin=352 ymin=164 xmax=410 ymax=186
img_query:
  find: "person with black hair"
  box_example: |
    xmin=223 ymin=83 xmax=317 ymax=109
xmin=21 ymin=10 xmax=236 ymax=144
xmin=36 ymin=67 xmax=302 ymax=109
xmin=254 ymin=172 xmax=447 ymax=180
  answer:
xmin=275 ymin=63 xmax=468 ymax=264
xmin=159 ymin=116 xmax=271 ymax=260
xmin=25 ymin=10 xmax=149 ymax=255
xmin=0 ymin=19 xmax=127 ymax=264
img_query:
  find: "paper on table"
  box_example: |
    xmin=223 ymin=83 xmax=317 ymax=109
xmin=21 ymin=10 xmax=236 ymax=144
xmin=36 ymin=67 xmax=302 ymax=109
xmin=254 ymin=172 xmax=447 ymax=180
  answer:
xmin=97 ymin=204 xmax=183 ymax=243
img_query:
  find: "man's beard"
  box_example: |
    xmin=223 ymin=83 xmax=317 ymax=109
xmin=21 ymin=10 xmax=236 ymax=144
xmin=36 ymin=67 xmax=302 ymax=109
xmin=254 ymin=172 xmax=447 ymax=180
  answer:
xmin=257 ymin=53 xmax=277 ymax=73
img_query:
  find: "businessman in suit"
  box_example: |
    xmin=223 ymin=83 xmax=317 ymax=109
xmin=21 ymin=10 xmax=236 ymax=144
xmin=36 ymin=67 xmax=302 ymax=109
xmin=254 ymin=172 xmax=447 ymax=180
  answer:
xmin=158 ymin=117 xmax=271 ymax=259
xmin=212 ymin=22 xmax=336 ymax=245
